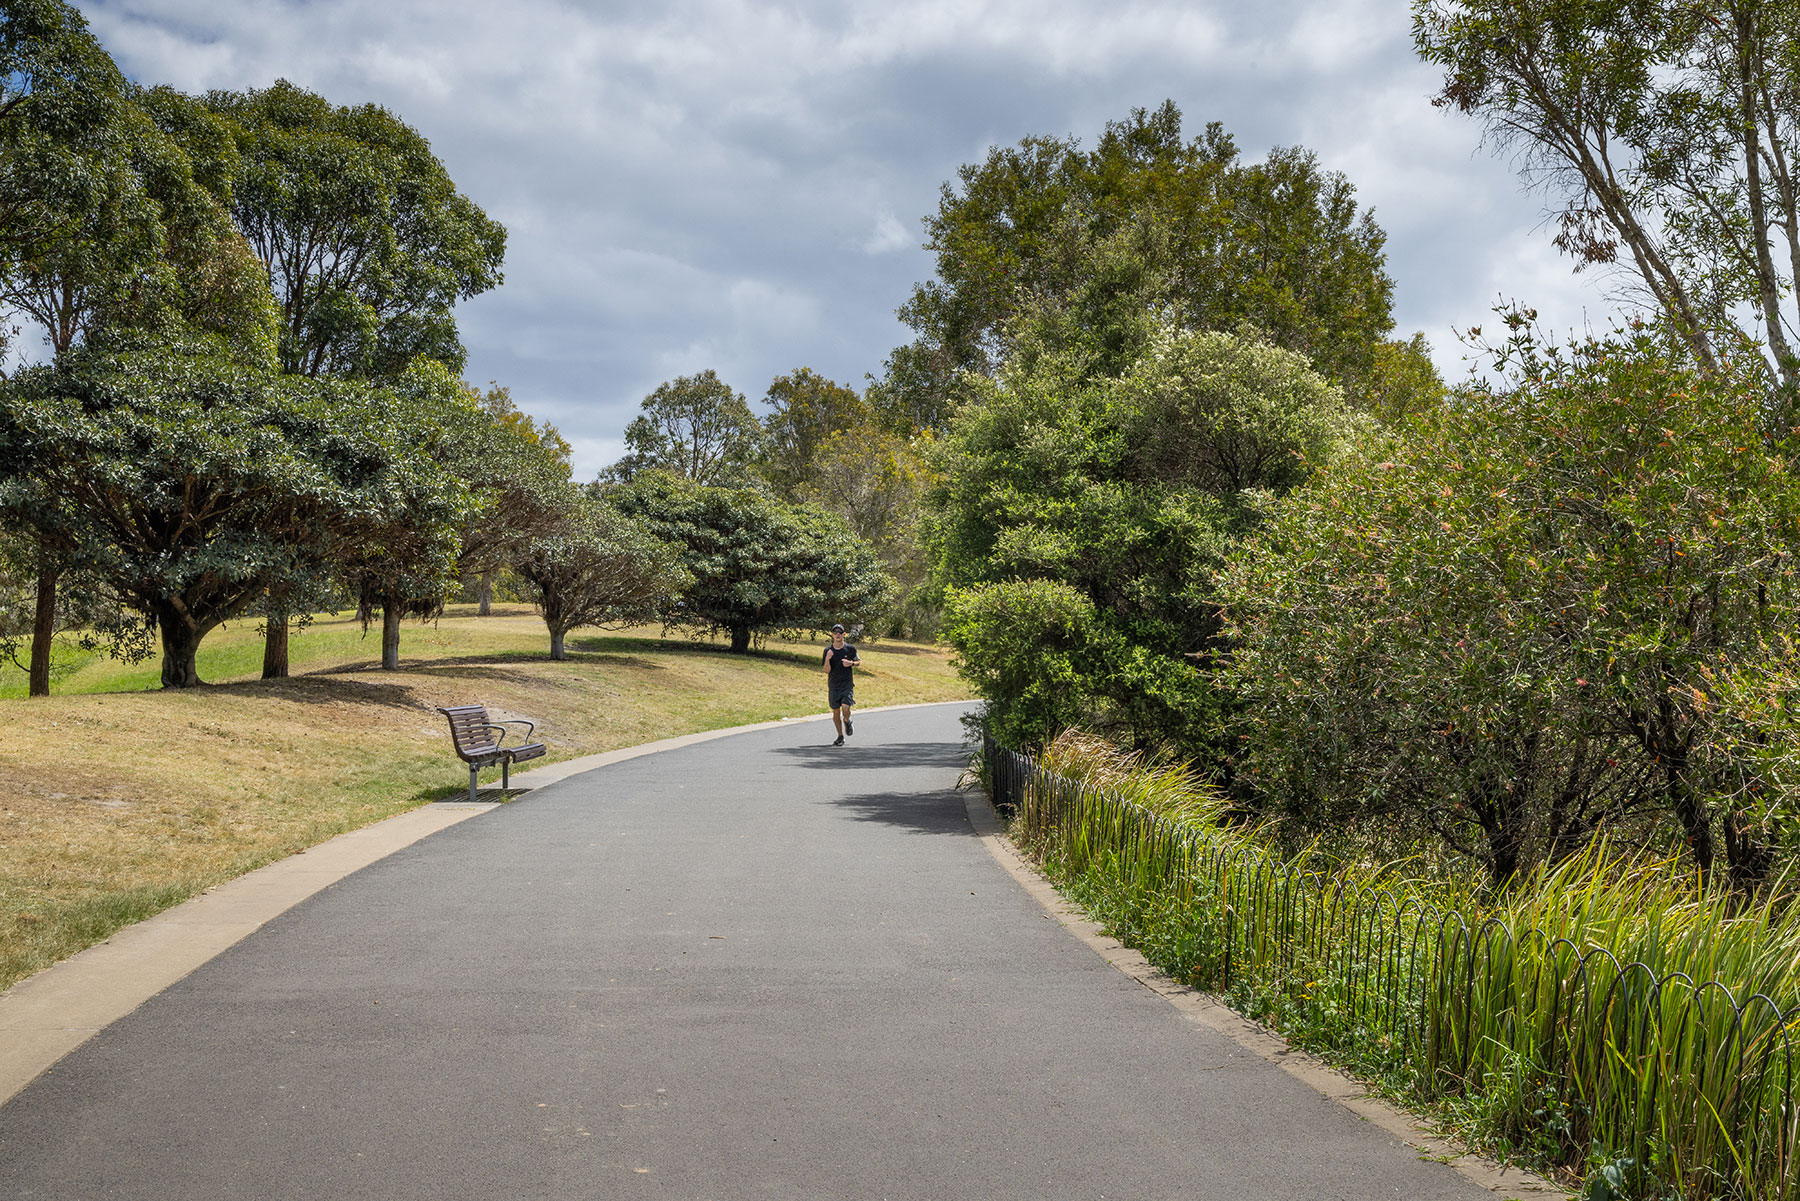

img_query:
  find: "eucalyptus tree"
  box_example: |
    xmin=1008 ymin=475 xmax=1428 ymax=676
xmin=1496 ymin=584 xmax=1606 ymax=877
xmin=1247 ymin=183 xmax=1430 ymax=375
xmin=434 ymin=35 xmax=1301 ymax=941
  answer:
xmin=610 ymin=370 xmax=766 ymax=486
xmin=885 ymin=100 xmax=1398 ymax=429
xmin=1414 ymin=0 xmax=1800 ymax=408
xmin=203 ymin=78 xmax=506 ymax=380
xmin=518 ymin=490 xmax=688 ymax=660
xmin=202 ymin=78 xmax=506 ymax=673
xmin=761 ymin=368 xmax=873 ymax=496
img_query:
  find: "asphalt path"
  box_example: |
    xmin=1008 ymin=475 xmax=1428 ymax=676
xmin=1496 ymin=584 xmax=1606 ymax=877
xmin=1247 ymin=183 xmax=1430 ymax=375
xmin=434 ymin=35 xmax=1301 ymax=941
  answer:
xmin=0 ymin=702 xmax=1496 ymax=1200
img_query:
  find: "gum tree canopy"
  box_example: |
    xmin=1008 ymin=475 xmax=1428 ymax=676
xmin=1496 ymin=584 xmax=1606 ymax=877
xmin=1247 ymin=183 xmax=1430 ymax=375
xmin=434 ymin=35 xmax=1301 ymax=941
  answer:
xmin=203 ymin=78 xmax=506 ymax=381
xmin=1415 ymin=0 xmax=1800 ymax=404
xmin=887 ymin=100 xmax=1398 ymax=429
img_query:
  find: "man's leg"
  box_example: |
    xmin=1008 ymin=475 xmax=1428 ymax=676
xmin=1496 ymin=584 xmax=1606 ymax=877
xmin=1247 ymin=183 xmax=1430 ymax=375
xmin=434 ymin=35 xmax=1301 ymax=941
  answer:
xmin=843 ymin=704 xmax=853 ymax=736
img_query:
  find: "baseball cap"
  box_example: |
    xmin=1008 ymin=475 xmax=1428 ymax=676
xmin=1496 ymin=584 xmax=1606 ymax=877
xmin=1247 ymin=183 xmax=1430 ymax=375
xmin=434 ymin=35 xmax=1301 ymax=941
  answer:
xmin=831 ymin=623 xmax=845 ymax=633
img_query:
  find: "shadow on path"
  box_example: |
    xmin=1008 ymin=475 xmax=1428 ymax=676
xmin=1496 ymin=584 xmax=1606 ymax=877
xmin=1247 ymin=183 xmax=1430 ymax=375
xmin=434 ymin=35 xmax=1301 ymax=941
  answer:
xmin=773 ymin=741 xmax=969 ymax=773
xmin=829 ymin=786 xmax=973 ymax=836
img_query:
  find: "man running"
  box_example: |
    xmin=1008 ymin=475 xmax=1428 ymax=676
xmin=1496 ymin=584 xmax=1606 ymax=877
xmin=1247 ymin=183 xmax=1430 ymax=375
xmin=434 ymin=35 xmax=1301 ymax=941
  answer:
xmin=822 ymin=623 xmax=859 ymax=746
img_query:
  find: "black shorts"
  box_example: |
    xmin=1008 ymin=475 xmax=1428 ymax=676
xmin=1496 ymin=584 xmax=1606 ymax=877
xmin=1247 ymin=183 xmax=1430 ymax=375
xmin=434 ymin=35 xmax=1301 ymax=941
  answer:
xmin=829 ymin=681 xmax=855 ymax=709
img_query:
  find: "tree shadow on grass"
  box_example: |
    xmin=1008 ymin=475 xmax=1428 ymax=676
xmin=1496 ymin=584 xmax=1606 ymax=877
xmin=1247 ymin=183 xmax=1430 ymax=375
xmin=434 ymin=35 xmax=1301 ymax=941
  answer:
xmin=315 ymin=659 xmax=548 ymax=689
xmin=207 ymin=674 xmax=425 ymax=711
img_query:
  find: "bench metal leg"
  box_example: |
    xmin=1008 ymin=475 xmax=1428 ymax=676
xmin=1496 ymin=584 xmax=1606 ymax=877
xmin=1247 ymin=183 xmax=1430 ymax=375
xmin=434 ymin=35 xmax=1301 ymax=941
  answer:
xmin=502 ymin=757 xmax=510 ymax=790
xmin=468 ymin=764 xmax=479 ymax=804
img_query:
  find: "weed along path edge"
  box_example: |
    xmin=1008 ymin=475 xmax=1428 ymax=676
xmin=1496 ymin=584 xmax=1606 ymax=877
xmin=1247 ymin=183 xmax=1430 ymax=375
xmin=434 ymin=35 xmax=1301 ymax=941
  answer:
xmin=2 ymin=702 xmax=1512 ymax=1200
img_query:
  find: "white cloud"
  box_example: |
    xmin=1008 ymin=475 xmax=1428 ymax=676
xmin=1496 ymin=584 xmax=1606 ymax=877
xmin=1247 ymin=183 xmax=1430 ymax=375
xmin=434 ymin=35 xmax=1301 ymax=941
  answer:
xmin=70 ymin=0 xmax=1638 ymax=472
xmin=862 ymin=211 xmax=911 ymax=255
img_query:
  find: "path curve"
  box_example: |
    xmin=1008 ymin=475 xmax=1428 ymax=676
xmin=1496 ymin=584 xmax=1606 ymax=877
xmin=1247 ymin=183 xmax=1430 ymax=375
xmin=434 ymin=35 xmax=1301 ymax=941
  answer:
xmin=0 ymin=702 xmax=1508 ymax=1199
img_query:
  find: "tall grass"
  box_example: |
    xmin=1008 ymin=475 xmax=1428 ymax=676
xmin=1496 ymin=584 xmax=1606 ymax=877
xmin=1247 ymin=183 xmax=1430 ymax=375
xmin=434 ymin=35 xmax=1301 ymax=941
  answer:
xmin=991 ymin=730 xmax=1800 ymax=1199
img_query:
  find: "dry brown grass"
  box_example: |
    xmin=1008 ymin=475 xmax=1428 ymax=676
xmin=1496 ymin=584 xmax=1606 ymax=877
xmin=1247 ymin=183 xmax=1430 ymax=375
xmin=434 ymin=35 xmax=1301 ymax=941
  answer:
xmin=0 ymin=606 xmax=971 ymax=990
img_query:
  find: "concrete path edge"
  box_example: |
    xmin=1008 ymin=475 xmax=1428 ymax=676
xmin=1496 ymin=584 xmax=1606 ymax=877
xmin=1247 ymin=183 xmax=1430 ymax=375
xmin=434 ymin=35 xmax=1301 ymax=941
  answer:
xmin=960 ymin=789 xmax=1568 ymax=1201
xmin=0 ymin=701 xmax=964 ymax=1108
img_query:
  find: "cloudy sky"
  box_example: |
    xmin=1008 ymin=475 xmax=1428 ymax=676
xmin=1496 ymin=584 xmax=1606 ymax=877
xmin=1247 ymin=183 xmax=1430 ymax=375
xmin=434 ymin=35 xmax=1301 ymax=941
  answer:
xmin=75 ymin=0 xmax=1618 ymax=479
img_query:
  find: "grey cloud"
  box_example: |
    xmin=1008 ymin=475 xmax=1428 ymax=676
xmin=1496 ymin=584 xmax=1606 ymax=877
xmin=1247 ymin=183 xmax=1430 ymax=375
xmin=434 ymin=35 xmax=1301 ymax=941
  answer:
xmin=78 ymin=0 xmax=1621 ymax=477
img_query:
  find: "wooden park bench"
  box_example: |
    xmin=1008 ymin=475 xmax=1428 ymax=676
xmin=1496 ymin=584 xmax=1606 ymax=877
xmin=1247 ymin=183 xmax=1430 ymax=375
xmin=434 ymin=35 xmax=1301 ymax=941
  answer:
xmin=438 ymin=704 xmax=547 ymax=802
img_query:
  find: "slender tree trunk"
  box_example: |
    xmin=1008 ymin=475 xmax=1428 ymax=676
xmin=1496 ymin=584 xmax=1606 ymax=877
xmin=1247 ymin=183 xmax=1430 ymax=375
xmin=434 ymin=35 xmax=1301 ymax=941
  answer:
xmin=28 ymin=570 xmax=56 ymax=697
xmin=549 ymin=627 xmax=566 ymax=661
xmin=262 ymin=608 xmax=290 ymax=680
xmin=729 ymin=624 xmax=751 ymax=653
xmin=478 ymin=571 xmax=493 ymax=616
xmin=381 ymin=601 xmax=401 ymax=670
xmin=157 ymin=607 xmax=204 ymax=689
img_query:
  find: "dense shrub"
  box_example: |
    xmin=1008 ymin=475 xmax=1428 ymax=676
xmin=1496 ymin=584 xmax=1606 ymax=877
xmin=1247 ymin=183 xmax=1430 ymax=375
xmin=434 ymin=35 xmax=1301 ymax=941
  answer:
xmin=1219 ymin=325 xmax=1800 ymax=885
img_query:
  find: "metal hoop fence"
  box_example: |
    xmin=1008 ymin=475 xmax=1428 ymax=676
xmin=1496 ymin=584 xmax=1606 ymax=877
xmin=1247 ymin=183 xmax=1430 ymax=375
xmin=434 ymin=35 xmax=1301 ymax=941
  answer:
xmin=984 ymin=734 xmax=1800 ymax=1199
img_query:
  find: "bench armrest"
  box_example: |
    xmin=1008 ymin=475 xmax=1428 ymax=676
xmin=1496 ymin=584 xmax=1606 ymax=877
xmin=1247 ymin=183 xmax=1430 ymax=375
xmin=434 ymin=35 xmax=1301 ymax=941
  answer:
xmin=490 ymin=718 xmax=536 ymax=745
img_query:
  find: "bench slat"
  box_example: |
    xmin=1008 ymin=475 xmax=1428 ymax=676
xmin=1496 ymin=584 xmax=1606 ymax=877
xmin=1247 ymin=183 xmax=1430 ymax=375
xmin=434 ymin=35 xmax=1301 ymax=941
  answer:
xmin=438 ymin=705 xmax=545 ymax=802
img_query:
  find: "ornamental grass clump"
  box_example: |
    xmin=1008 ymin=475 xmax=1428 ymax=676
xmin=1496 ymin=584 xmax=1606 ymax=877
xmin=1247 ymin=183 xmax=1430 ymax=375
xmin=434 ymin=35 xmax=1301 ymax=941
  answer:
xmin=997 ymin=732 xmax=1800 ymax=1199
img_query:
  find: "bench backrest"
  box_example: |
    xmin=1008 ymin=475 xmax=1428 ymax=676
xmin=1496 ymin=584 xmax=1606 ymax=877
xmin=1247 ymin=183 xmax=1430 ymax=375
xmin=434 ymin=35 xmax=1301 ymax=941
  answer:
xmin=439 ymin=705 xmax=499 ymax=760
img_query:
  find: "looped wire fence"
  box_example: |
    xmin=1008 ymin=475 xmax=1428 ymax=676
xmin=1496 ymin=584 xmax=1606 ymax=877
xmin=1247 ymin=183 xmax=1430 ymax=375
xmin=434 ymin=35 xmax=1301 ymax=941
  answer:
xmin=984 ymin=734 xmax=1800 ymax=1199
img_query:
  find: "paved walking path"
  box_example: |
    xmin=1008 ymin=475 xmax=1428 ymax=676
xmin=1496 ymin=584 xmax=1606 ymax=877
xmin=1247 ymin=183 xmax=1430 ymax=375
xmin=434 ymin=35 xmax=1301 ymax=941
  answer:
xmin=0 ymin=703 xmax=1512 ymax=1199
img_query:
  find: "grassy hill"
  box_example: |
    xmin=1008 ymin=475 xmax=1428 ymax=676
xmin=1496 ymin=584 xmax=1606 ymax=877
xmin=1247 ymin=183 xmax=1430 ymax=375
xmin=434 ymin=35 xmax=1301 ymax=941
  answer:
xmin=0 ymin=605 xmax=971 ymax=991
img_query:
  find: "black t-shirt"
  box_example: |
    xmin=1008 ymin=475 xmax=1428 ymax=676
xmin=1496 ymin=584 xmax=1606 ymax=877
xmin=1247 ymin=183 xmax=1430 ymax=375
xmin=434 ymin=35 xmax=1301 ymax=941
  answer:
xmin=824 ymin=642 xmax=859 ymax=684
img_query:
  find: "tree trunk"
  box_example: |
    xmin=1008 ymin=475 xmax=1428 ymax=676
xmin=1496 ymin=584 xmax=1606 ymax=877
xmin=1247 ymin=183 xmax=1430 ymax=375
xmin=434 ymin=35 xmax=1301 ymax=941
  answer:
xmin=158 ymin=608 xmax=204 ymax=689
xmin=478 ymin=571 xmax=493 ymax=616
xmin=381 ymin=601 xmax=402 ymax=670
xmin=549 ymin=628 xmax=566 ymax=661
xmin=730 ymin=624 xmax=751 ymax=653
xmin=262 ymin=608 xmax=289 ymax=680
xmin=28 ymin=570 xmax=56 ymax=697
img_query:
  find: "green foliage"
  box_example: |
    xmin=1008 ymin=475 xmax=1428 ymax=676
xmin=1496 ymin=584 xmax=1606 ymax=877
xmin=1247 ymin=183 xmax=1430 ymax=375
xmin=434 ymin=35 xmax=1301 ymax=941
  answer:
xmin=335 ymin=360 xmax=486 ymax=660
xmin=443 ymin=378 xmax=579 ymax=582
xmin=202 ymin=78 xmax=506 ymax=379
xmin=0 ymin=10 xmax=274 ymax=370
xmin=1220 ymin=321 xmax=1800 ymax=884
xmin=0 ymin=0 xmax=132 ymax=273
xmin=1413 ymin=0 xmax=1800 ymax=398
xmin=797 ymin=423 xmax=940 ymax=639
xmin=928 ymin=319 xmax=1354 ymax=754
xmin=759 ymin=366 xmax=942 ymax=638
xmin=886 ymin=100 xmax=1395 ymax=426
xmin=612 ymin=369 xmax=765 ymax=486
xmin=1346 ymin=332 xmax=1447 ymax=425
xmin=761 ymin=367 xmax=872 ymax=495
xmin=0 ymin=339 xmax=471 ymax=687
xmin=943 ymin=580 xmax=1094 ymax=748
xmin=517 ymin=489 xmax=689 ymax=660
xmin=608 ymin=469 xmax=894 ymax=653
xmin=1003 ymin=732 xmax=1800 ymax=1201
